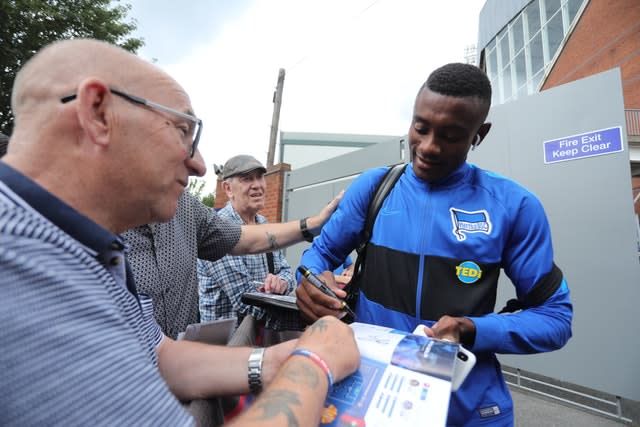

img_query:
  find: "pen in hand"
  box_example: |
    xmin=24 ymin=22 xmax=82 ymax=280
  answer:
xmin=298 ymin=265 xmax=356 ymax=319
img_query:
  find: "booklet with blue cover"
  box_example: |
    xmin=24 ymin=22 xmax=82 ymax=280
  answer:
xmin=320 ymin=322 xmax=460 ymax=427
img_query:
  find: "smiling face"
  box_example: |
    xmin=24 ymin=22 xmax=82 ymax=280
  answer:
xmin=112 ymin=72 xmax=206 ymax=224
xmin=224 ymin=169 xmax=266 ymax=222
xmin=408 ymin=87 xmax=490 ymax=183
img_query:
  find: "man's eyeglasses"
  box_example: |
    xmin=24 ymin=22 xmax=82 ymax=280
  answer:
xmin=61 ymin=87 xmax=202 ymax=158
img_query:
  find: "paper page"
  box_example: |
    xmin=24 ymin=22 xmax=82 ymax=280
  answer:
xmin=322 ymin=357 xmax=452 ymax=427
xmin=350 ymin=322 xmax=407 ymax=363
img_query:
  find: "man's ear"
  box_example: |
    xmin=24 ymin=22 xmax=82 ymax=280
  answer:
xmin=75 ymin=79 xmax=112 ymax=147
xmin=474 ymin=122 xmax=492 ymax=148
xmin=223 ymin=180 xmax=234 ymax=199
xmin=477 ymin=122 xmax=491 ymax=141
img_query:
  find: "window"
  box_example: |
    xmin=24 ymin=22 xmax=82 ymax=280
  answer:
xmin=514 ymin=51 xmax=527 ymax=92
xmin=546 ymin=11 xmax=564 ymax=61
xmin=498 ymin=34 xmax=510 ymax=73
xmin=530 ymin=68 xmax=545 ymax=91
xmin=487 ymin=49 xmax=498 ymax=82
xmin=526 ymin=0 xmax=542 ymax=36
xmin=529 ymin=32 xmax=544 ymax=76
xmin=511 ymin=15 xmax=525 ymax=54
xmin=566 ymin=0 xmax=584 ymax=23
xmin=544 ymin=0 xmax=562 ymax=22
xmin=502 ymin=64 xmax=513 ymax=102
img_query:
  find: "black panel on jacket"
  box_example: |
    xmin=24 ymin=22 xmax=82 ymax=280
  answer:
xmin=359 ymin=243 xmax=501 ymax=320
xmin=360 ymin=244 xmax=420 ymax=316
xmin=421 ymin=255 xmax=500 ymax=319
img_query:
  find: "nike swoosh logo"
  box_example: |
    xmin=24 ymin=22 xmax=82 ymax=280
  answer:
xmin=379 ymin=208 xmax=401 ymax=216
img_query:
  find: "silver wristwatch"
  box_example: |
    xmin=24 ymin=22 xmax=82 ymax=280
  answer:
xmin=248 ymin=347 xmax=265 ymax=394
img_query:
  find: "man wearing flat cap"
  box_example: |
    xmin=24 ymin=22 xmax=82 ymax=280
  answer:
xmin=197 ymin=155 xmax=296 ymax=332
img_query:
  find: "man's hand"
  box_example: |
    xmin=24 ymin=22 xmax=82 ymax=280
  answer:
xmin=296 ymin=271 xmax=348 ymax=323
xmin=237 ymin=316 xmax=359 ymax=427
xmin=423 ymin=315 xmax=477 ymax=347
xmin=294 ymin=316 xmax=360 ymax=383
xmin=333 ymin=263 xmax=354 ymax=287
xmin=261 ymin=273 xmax=289 ymax=294
xmin=333 ymin=274 xmax=351 ymax=287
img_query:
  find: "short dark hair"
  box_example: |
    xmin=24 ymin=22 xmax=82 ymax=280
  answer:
xmin=421 ymin=63 xmax=492 ymax=106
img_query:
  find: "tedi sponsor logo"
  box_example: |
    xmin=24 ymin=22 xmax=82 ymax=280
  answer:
xmin=456 ymin=261 xmax=482 ymax=284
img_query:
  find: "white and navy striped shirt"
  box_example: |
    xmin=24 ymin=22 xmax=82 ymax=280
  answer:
xmin=0 ymin=163 xmax=193 ymax=426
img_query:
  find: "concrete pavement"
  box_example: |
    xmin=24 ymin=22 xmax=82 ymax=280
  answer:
xmin=511 ymin=386 xmax=631 ymax=426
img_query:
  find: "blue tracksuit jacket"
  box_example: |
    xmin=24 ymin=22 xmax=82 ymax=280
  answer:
xmin=300 ymin=162 xmax=573 ymax=426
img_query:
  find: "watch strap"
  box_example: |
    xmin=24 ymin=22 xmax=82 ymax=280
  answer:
xmin=248 ymin=347 xmax=265 ymax=394
xmin=300 ymin=217 xmax=314 ymax=243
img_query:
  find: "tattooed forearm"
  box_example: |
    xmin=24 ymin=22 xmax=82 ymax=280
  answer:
xmin=266 ymin=232 xmax=279 ymax=250
xmin=281 ymin=360 xmax=321 ymax=388
xmin=307 ymin=317 xmax=329 ymax=335
xmin=248 ymin=389 xmax=302 ymax=427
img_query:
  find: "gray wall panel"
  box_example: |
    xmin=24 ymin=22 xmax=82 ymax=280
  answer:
xmin=286 ymin=138 xmax=406 ymax=190
xmin=469 ymin=68 xmax=640 ymax=400
xmin=282 ymin=137 xmax=407 ymax=267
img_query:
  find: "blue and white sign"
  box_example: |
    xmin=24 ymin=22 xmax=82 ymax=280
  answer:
xmin=543 ymin=126 xmax=623 ymax=164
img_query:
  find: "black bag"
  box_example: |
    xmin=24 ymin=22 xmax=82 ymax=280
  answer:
xmin=342 ymin=164 xmax=407 ymax=322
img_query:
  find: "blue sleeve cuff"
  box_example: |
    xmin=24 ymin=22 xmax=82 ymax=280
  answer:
xmin=466 ymin=314 xmax=506 ymax=353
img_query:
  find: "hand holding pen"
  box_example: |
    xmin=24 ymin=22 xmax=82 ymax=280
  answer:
xmin=297 ymin=265 xmax=356 ymax=320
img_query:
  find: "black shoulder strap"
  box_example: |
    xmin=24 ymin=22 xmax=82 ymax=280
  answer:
xmin=343 ymin=164 xmax=407 ymax=319
xmin=357 ymin=163 xmax=407 ymax=255
xmin=347 ymin=164 xmax=407 ymax=295
xmin=498 ymin=263 xmax=564 ymax=313
xmin=266 ymin=252 xmax=275 ymax=274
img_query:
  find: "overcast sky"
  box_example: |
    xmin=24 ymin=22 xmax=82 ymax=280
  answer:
xmin=121 ymin=0 xmax=486 ymax=188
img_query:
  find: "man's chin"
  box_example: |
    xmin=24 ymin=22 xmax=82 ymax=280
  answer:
xmin=413 ymin=163 xmax=440 ymax=183
xmin=152 ymin=200 xmax=179 ymax=224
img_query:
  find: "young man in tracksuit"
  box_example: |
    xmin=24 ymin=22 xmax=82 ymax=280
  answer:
xmin=296 ymin=63 xmax=573 ymax=426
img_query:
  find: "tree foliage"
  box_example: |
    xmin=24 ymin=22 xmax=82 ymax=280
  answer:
xmin=0 ymin=0 xmax=144 ymax=135
xmin=188 ymin=178 xmax=216 ymax=208
xmin=187 ymin=178 xmax=206 ymax=199
xmin=201 ymin=192 xmax=215 ymax=208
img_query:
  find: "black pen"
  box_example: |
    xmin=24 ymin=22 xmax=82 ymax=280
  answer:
xmin=298 ymin=265 xmax=356 ymax=319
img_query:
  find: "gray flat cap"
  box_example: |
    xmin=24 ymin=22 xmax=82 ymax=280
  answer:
xmin=222 ymin=154 xmax=267 ymax=179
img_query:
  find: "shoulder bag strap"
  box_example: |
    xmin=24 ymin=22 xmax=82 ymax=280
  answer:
xmin=346 ymin=163 xmax=407 ymax=298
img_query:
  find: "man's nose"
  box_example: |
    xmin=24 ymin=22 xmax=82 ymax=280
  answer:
xmin=415 ymin=133 xmax=440 ymax=156
xmin=186 ymin=149 xmax=207 ymax=177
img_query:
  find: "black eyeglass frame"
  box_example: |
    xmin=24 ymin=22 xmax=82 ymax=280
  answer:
xmin=61 ymin=87 xmax=202 ymax=158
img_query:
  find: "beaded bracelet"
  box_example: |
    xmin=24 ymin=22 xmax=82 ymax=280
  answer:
xmin=290 ymin=349 xmax=334 ymax=394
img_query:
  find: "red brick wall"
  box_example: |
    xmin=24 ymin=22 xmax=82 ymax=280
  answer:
xmin=542 ymin=0 xmax=640 ymax=108
xmin=214 ymin=162 xmax=291 ymax=223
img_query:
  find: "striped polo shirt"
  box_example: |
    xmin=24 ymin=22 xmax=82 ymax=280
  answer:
xmin=0 ymin=162 xmax=193 ymax=426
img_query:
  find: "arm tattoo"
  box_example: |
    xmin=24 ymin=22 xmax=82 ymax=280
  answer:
xmin=248 ymin=389 xmax=301 ymax=427
xmin=308 ymin=318 xmax=330 ymax=335
xmin=266 ymin=232 xmax=280 ymax=250
xmin=281 ymin=360 xmax=321 ymax=388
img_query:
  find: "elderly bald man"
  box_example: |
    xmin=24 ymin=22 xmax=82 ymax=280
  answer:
xmin=0 ymin=39 xmax=358 ymax=427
